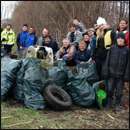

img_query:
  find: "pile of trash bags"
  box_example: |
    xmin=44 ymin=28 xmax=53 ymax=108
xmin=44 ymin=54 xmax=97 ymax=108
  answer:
xmin=1 ymin=57 xmax=107 ymax=110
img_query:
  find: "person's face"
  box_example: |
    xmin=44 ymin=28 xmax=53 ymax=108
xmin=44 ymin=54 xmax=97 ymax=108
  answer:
xmin=93 ymin=24 xmax=99 ymax=31
xmin=84 ymin=35 xmax=89 ymax=41
xmin=45 ymin=37 xmax=51 ymax=44
xmin=70 ymin=26 xmax=76 ymax=32
xmin=63 ymin=39 xmax=70 ymax=47
xmin=6 ymin=25 xmax=11 ymax=30
xmin=22 ymin=26 xmax=28 ymax=31
xmin=79 ymin=44 xmax=86 ymax=51
xmin=42 ymin=31 xmax=48 ymax=37
xmin=88 ymin=31 xmax=94 ymax=38
xmin=29 ymin=28 xmax=34 ymax=33
xmin=1 ymin=23 xmax=3 ymax=28
xmin=99 ymin=24 xmax=105 ymax=30
xmin=117 ymin=38 xmax=125 ymax=46
xmin=119 ymin=20 xmax=127 ymax=29
xmin=73 ymin=19 xmax=78 ymax=25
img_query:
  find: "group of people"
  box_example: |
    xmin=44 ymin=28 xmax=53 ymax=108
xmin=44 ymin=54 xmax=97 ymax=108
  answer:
xmin=1 ymin=16 xmax=129 ymax=111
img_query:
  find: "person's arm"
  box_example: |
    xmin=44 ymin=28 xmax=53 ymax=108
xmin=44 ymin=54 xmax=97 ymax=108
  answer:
xmin=72 ymin=31 xmax=83 ymax=45
xmin=55 ymin=47 xmax=64 ymax=60
xmin=124 ymin=49 xmax=129 ymax=82
xmin=16 ymin=33 xmax=21 ymax=48
xmin=126 ymin=31 xmax=129 ymax=48
xmin=62 ymin=45 xmax=76 ymax=61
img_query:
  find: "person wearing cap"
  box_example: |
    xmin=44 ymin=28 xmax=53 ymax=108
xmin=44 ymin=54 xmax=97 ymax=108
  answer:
xmin=74 ymin=40 xmax=91 ymax=65
xmin=91 ymin=17 xmax=116 ymax=80
xmin=66 ymin=23 xmax=83 ymax=51
xmin=116 ymin=18 xmax=129 ymax=48
xmin=35 ymin=28 xmax=49 ymax=46
xmin=102 ymin=32 xmax=129 ymax=111
xmin=1 ymin=24 xmax=16 ymax=54
xmin=73 ymin=17 xmax=87 ymax=34
xmin=16 ymin=24 xmax=28 ymax=58
xmin=55 ymin=38 xmax=76 ymax=66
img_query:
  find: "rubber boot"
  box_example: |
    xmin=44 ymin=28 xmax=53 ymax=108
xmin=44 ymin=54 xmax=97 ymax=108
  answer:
xmin=113 ymin=98 xmax=121 ymax=111
xmin=103 ymin=97 xmax=112 ymax=110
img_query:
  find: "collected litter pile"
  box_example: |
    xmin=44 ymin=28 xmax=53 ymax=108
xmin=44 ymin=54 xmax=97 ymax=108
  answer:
xmin=1 ymin=57 xmax=107 ymax=110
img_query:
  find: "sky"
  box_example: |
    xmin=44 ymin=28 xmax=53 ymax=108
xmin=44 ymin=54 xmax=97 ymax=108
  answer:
xmin=1 ymin=1 xmax=17 ymax=20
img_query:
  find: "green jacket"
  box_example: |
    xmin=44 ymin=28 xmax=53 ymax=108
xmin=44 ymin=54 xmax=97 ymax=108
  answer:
xmin=1 ymin=28 xmax=16 ymax=45
xmin=35 ymin=36 xmax=45 ymax=46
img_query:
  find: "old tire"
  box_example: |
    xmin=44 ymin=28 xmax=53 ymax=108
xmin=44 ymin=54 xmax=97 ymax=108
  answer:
xmin=43 ymin=85 xmax=72 ymax=110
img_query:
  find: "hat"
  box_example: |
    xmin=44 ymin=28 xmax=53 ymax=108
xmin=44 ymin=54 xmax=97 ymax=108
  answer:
xmin=97 ymin=17 xmax=107 ymax=26
xmin=116 ymin=32 xmax=126 ymax=42
xmin=23 ymin=24 xmax=28 ymax=27
xmin=78 ymin=40 xmax=86 ymax=47
xmin=43 ymin=28 xmax=48 ymax=33
xmin=82 ymin=31 xmax=89 ymax=37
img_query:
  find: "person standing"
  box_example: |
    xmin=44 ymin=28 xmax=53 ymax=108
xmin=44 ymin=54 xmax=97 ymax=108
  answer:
xmin=1 ymin=24 xmax=16 ymax=54
xmin=116 ymin=18 xmax=129 ymax=48
xmin=16 ymin=24 xmax=28 ymax=58
xmin=102 ymin=32 xmax=129 ymax=111
xmin=36 ymin=28 xmax=49 ymax=46
xmin=91 ymin=17 xmax=116 ymax=80
xmin=22 ymin=26 xmax=38 ymax=58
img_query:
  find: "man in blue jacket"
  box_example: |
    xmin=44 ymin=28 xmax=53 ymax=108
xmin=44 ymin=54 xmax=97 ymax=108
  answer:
xmin=16 ymin=24 xmax=28 ymax=58
xmin=22 ymin=26 xmax=38 ymax=58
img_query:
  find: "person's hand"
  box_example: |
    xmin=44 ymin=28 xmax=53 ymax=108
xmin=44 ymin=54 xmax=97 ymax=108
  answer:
xmin=20 ymin=46 xmax=23 ymax=49
xmin=5 ymin=38 xmax=9 ymax=41
xmin=58 ymin=58 xmax=62 ymax=60
xmin=80 ymin=61 xmax=84 ymax=64
xmin=89 ymin=58 xmax=92 ymax=62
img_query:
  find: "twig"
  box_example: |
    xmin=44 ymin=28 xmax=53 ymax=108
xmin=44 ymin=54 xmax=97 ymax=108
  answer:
xmin=1 ymin=116 xmax=13 ymax=119
xmin=6 ymin=120 xmax=33 ymax=127
xmin=107 ymin=114 xmax=115 ymax=120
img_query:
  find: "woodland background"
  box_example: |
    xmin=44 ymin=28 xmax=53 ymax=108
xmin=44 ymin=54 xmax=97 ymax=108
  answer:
xmin=1 ymin=1 xmax=129 ymax=46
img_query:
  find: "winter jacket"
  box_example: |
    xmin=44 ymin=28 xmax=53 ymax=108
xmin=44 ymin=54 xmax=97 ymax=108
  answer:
xmin=117 ymin=28 xmax=129 ymax=48
xmin=36 ymin=36 xmax=45 ymax=46
xmin=1 ymin=28 xmax=16 ymax=45
xmin=77 ymin=22 xmax=87 ymax=34
xmin=43 ymin=39 xmax=58 ymax=55
xmin=92 ymin=28 xmax=116 ymax=61
xmin=102 ymin=44 xmax=129 ymax=81
xmin=66 ymin=30 xmax=83 ymax=45
xmin=23 ymin=33 xmax=38 ymax=48
xmin=90 ymin=35 xmax=96 ymax=57
xmin=16 ymin=31 xmax=28 ymax=48
xmin=55 ymin=44 xmax=76 ymax=61
xmin=74 ymin=48 xmax=91 ymax=64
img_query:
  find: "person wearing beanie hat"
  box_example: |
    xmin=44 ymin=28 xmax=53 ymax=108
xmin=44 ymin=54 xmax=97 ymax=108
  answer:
xmin=97 ymin=17 xmax=107 ymax=26
xmin=91 ymin=16 xmax=116 ymax=80
xmin=66 ymin=23 xmax=83 ymax=51
xmin=116 ymin=18 xmax=129 ymax=48
xmin=35 ymin=28 xmax=49 ymax=46
xmin=102 ymin=32 xmax=129 ymax=111
xmin=74 ymin=40 xmax=91 ymax=64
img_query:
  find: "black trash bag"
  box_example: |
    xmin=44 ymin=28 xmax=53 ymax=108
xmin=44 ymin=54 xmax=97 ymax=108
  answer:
xmin=1 ymin=57 xmax=21 ymax=101
xmin=13 ymin=57 xmax=41 ymax=102
xmin=66 ymin=70 xmax=95 ymax=107
xmin=48 ymin=60 xmax=68 ymax=90
xmin=76 ymin=61 xmax=99 ymax=86
xmin=92 ymin=80 xmax=107 ymax=109
xmin=23 ymin=64 xmax=49 ymax=110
